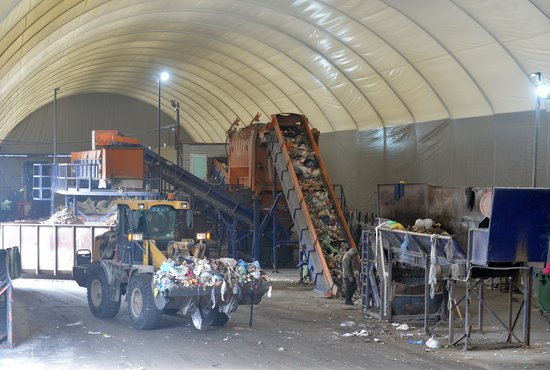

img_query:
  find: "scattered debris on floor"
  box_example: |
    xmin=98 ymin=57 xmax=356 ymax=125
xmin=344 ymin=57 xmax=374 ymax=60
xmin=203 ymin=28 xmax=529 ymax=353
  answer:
xmin=341 ymin=329 xmax=369 ymax=337
xmin=395 ymin=323 xmax=409 ymax=331
xmin=340 ymin=321 xmax=355 ymax=327
xmin=66 ymin=321 xmax=83 ymax=327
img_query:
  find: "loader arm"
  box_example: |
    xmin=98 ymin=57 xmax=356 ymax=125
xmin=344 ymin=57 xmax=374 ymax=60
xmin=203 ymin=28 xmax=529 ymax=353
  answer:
xmin=143 ymin=240 xmax=168 ymax=270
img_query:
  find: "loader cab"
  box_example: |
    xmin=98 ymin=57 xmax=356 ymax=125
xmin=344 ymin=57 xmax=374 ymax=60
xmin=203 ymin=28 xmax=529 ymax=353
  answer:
xmin=116 ymin=200 xmax=193 ymax=264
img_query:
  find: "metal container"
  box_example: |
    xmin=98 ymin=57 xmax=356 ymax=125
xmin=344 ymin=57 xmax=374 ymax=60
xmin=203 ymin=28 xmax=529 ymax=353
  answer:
xmin=469 ymin=188 xmax=550 ymax=265
xmin=536 ymin=271 xmax=550 ymax=314
xmin=378 ymin=183 xmax=490 ymax=250
xmin=0 ymin=222 xmax=112 ymax=276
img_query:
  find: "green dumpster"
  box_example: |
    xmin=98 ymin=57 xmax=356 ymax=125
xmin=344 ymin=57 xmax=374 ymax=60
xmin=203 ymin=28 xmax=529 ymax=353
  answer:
xmin=536 ymin=271 xmax=550 ymax=314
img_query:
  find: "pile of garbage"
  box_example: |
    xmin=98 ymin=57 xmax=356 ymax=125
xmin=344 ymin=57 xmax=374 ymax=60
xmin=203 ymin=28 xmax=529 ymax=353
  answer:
xmin=104 ymin=214 xmax=117 ymax=226
xmin=408 ymin=218 xmax=449 ymax=236
xmin=42 ymin=208 xmax=83 ymax=225
xmin=153 ymin=257 xmax=269 ymax=296
xmin=77 ymin=198 xmax=117 ymax=215
xmin=281 ymin=126 xmax=349 ymax=284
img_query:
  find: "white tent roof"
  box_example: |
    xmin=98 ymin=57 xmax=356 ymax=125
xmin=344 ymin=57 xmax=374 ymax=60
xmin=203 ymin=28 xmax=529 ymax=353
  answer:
xmin=1 ymin=0 xmax=549 ymax=143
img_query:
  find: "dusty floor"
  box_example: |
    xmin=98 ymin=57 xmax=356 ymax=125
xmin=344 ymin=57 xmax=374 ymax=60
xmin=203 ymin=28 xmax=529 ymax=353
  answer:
xmin=1 ymin=273 xmax=549 ymax=370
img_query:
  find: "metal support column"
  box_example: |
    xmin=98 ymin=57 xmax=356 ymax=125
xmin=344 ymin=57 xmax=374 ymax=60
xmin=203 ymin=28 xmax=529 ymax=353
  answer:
xmin=524 ymin=267 xmax=533 ymax=346
xmin=227 ymin=221 xmax=236 ymax=259
xmin=252 ymin=195 xmax=261 ymax=261
xmin=386 ymin=244 xmax=393 ymax=321
xmin=272 ymin=166 xmax=278 ymax=273
xmin=424 ymin=254 xmax=430 ymax=334
xmin=507 ymin=276 xmax=513 ymax=343
xmin=53 ymin=87 xmax=59 ymax=164
xmin=464 ymin=280 xmax=471 ymax=350
xmin=479 ymin=278 xmax=484 ymax=333
xmin=365 ymin=233 xmax=371 ymax=315
xmin=50 ymin=164 xmax=57 ymax=216
xmin=448 ymin=280 xmax=455 ymax=344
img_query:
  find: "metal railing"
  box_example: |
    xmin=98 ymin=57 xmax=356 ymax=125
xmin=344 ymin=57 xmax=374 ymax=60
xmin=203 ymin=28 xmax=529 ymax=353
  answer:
xmin=54 ymin=163 xmax=100 ymax=192
xmin=32 ymin=164 xmax=52 ymax=200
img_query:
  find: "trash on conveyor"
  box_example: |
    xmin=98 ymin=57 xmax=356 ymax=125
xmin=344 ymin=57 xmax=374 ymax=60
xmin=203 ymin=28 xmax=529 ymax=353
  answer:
xmin=153 ymin=257 xmax=270 ymax=295
xmin=383 ymin=218 xmax=450 ymax=236
xmin=409 ymin=218 xmax=450 ymax=236
xmin=281 ymin=126 xmax=349 ymax=288
xmin=42 ymin=208 xmax=83 ymax=225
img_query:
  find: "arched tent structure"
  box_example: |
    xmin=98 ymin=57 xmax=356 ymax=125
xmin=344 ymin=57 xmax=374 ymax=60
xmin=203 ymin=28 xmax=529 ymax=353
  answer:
xmin=1 ymin=0 xmax=549 ymax=212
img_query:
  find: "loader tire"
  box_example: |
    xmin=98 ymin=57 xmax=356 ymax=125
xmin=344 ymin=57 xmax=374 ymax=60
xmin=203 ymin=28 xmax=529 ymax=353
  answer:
xmin=87 ymin=264 xmax=121 ymax=319
xmin=128 ymin=273 xmax=161 ymax=330
xmin=199 ymin=306 xmax=229 ymax=326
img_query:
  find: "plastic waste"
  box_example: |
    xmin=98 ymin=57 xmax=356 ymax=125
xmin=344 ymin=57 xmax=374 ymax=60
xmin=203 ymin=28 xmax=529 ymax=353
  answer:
xmin=425 ymin=336 xmax=440 ymax=349
xmin=414 ymin=218 xmax=434 ymax=229
xmin=407 ymin=339 xmax=424 ymax=345
xmin=396 ymin=323 xmax=409 ymax=331
xmin=400 ymin=234 xmax=410 ymax=254
xmin=340 ymin=321 xmax=355 ymax=327
xmin=389 ymin=222 xmax=405 ymax=230
xmin=191 ymin=308 xmax=202 ymax=330
xmin=341 ymin=329 xmax=369 ymax=337
xmin=429 ymin=236 xmax=442 ymax=299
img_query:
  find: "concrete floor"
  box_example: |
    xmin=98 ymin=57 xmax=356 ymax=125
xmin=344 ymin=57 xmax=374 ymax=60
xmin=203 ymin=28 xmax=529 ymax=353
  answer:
xmin=1 ymin=271 xmax=549 ymax=370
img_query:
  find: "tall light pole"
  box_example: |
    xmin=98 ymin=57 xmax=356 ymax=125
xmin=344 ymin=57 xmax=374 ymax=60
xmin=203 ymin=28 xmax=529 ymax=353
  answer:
xmin=157 ymin=71 xmax=169 ymax=164
xmin=53 ymin=87 xmax=60 ymax=164
xmin=171 ymin=99 xmax=181 ymax=167
xmin=530 ymin=72 xmax=550 ymax=187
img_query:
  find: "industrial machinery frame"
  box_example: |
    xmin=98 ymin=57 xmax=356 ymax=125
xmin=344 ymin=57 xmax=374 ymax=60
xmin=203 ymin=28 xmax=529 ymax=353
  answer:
xmin=362 ymin=186 xmax=549 ymax=349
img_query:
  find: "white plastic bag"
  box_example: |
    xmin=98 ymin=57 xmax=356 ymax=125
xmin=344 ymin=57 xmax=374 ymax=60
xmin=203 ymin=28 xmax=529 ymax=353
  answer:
xmin=425 ymin=336 xmax=440 ymax=349
xmin=191 ymin=309 xmax=202 ymax=330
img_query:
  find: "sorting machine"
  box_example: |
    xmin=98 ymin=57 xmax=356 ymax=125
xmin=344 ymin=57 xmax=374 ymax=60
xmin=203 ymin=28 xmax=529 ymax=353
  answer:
xmin=362 ymin=185 xmax=550 ymax=349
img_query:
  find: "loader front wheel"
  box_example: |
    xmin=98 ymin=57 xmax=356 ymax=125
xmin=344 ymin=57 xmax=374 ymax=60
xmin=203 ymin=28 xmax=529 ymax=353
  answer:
xmin=128 ymin=273 xmax=161 ymax=330
xmin=199 ymin=306 xmax=229 ymax=326
xmin=87 ymin=264 xmax=121 ymax=319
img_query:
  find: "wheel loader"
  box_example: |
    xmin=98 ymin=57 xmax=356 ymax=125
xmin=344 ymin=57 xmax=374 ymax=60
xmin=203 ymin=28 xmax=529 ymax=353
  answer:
xmin=73 ymin=199 xmax=270 ymax=329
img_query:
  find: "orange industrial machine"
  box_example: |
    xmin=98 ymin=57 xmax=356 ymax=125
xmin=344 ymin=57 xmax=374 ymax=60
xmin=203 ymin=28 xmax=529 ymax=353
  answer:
xmin=226 ymin=115 xmax=320 ymax=229
xmin=71 ymin=130 xmax=144 ymax=189
xmin=91 ymin=130 xmax=140 ymax=148
xmin=226 ymin=116 xmax=319 ymax=196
